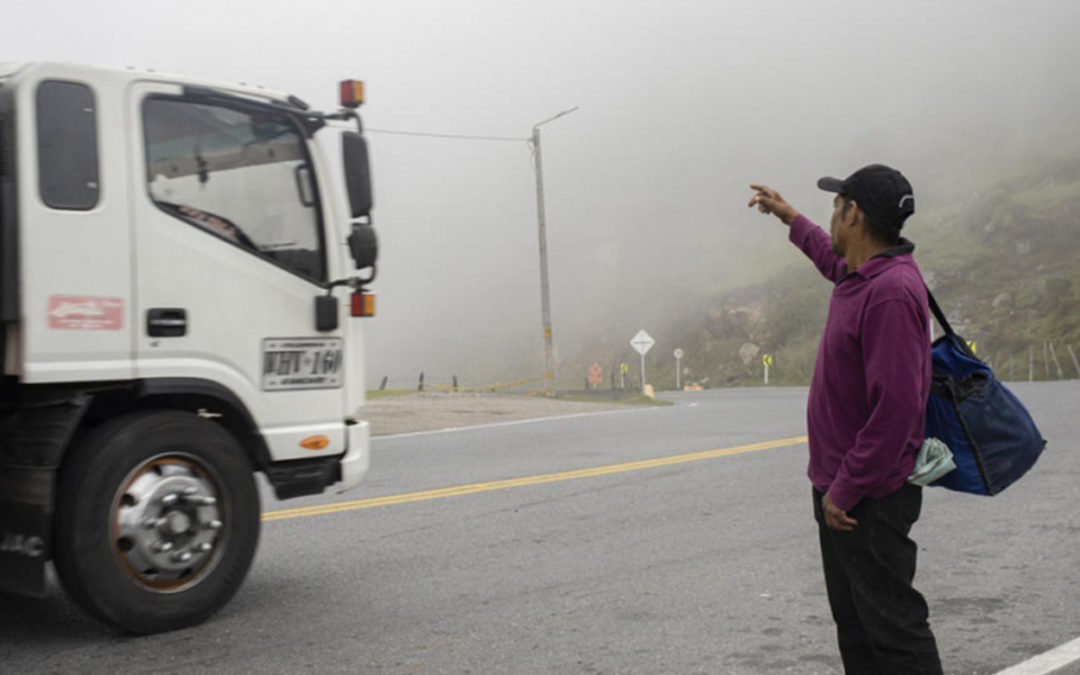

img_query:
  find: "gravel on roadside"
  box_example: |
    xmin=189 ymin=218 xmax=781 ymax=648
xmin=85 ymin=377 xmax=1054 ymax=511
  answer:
xmin=362 ymin=392 xmax=633 ymax=437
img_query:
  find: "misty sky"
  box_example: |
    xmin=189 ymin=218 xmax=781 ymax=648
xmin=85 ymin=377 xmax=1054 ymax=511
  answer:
xmin=5 ymin=0 xmax=1080 ymax=387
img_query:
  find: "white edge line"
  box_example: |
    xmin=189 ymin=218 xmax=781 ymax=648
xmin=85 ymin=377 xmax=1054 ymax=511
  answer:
xmin=994 ymin=636 xmax=1080 ymax=675
xmin=373 ymin=405 xmax=665 ymax=440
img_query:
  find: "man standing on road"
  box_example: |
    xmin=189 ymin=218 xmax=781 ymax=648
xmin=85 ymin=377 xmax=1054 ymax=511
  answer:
xmin=748 ymin=165 xmax=943 ymax=674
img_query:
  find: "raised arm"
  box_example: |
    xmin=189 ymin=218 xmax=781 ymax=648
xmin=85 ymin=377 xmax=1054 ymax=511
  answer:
xmin=748 ymin=184 xmax=846 ymax=284
xmin=788 ymin=215 xmax=847 ymax=283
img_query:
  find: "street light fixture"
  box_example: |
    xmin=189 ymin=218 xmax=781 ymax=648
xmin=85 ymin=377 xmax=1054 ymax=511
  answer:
xmin=530 ymin=106 xmax=578 ymax=394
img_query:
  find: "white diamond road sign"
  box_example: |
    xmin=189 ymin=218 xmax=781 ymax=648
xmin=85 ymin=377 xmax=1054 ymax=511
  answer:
xmin=630 ymin=330 xmax=655 ymax=356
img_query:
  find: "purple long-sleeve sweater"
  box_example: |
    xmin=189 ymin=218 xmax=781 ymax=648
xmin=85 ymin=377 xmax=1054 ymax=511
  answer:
xmin=789 ymin=214 xmax=931 ymax=511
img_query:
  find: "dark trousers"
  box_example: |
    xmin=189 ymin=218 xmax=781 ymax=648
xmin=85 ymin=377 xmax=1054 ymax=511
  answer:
xmin=813 ymin=483 xmax=943 ymax=675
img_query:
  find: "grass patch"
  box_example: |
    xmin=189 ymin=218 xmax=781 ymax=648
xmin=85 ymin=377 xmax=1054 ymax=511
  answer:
xmin=1004 ymin=178 xmax=1080 ymax=211
xmin=366 ymin=389 xmax=415 ymax=399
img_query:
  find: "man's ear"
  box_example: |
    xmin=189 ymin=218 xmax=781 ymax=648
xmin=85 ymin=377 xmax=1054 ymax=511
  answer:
xmin=845 ymin=200 xmax=863 ymax=229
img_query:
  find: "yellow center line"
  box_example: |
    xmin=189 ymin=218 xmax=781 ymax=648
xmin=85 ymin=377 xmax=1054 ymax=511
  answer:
xmin=262 ymin=435 xmax=808 ymax=522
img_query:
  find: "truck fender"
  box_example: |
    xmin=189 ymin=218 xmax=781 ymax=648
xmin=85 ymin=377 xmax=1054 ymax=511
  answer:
xmin=135 ymin=378 xmax=272 ymax=469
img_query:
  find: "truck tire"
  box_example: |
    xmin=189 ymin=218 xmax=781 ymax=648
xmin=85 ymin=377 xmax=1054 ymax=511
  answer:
xmin=53 ymin=410 xmax=260 ymax=633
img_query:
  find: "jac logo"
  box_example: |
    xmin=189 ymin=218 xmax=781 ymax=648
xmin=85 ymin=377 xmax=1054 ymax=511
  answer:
xmin=0 ymin=532 xmax=45 ymax=558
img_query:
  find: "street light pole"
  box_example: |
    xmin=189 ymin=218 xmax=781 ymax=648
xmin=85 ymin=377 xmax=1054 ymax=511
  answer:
xmin=530 ymin=106 xmax=578 ymax=394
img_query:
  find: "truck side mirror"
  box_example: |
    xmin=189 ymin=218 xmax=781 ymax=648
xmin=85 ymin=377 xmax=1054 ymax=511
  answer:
xmin=348 ymin=223 xmax=378 ymax=270
xmin=342 ymin=131 xmax=372 ymax=218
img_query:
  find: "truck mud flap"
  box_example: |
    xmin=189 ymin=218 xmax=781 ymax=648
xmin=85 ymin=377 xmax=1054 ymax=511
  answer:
xmin=0 ymin=467 xmax=52 ymax=597
xmin=0 ymin=392 xmax=90 ymax=596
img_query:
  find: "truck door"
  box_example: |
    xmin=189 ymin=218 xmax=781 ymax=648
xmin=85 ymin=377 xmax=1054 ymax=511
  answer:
xmin=128 ymin=82 xmax=346 ymax=462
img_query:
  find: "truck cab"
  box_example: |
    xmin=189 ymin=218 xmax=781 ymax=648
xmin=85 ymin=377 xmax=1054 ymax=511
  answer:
xmin=0 ymin=62 xmax=378 ymax=632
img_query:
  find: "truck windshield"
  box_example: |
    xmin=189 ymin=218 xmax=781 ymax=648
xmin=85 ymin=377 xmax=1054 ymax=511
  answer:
xmin=143 ymin=97 xmax=326 ymax=283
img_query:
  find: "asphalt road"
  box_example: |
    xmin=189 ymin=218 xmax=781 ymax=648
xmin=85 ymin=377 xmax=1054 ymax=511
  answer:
xmin=2 ymin=382 xmax=1078 ymax=674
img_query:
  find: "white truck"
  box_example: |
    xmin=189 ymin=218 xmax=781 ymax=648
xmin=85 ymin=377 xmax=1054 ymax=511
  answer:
xmin=0 ymin=62 xmax=379 ymax=633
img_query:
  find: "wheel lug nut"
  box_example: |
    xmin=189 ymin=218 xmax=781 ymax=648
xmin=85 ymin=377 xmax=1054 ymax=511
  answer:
xmin=142 ymin=517 xmax=160 ymax=530
xmin=203 ymin=519 xmax=222 ymax=531
xmin=171 ymin=551 xmax=193 ymax=563
xmin=153 ymin=541 xmax=174 ymax=553
xmin=161 ymin=493 xmax=179 ymax=507
xmin=197 ymin=542 xmax=212 ymax=553
xmin=183 ymin=487 xmax=198 ymax=496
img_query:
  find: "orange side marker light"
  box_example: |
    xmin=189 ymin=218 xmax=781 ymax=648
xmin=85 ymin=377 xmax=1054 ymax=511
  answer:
xmin=300 ymin=435 xmax=330 ymax=450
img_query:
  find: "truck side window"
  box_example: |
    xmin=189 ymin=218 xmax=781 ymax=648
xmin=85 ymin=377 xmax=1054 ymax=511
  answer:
xmin=142 ymin=97 xmax=326 ymax=283
xmin=37 ymin=80 xmax=100 ymax=210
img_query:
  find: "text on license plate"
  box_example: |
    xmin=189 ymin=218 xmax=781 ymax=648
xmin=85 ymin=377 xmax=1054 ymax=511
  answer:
xmin=262 ymin=338 xmax=344 ymax=391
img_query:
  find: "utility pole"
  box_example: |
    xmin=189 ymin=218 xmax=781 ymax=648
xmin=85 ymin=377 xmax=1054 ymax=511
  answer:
xmin=530 ymin=107 xmax=578 ymax=394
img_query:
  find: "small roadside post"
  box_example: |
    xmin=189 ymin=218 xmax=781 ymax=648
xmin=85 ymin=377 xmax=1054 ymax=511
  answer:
xmin=674 ymin=348 xmax=684 ymax=390
xmin=630 ymin=330 xmax=655 ymax=395
xmin=763 ymin=353 xmax=773 ymax=385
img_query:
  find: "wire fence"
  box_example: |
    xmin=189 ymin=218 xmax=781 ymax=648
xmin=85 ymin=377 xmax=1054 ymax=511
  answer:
xmin=373 ymin=373 xmax=550 ymax=394
xmin=371 ymin=370 xmax=647 ymax=395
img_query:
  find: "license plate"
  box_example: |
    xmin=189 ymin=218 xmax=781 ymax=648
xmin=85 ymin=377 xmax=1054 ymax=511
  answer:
xmin=262 ymin=338 xmax=344 ymax=391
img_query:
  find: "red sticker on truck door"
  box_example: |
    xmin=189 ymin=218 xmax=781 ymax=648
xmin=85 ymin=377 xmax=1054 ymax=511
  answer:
xmin=47 ymin=296 xmax=124 ymax=330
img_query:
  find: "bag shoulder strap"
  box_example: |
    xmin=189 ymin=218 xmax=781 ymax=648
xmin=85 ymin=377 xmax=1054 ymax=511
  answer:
xmin=925 ymin=285 xmax=955 ymax=337
xmin=926 ymin=284 xmax=981 ymax=361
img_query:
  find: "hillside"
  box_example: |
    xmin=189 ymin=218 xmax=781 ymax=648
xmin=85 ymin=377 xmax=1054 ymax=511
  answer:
xmin=615 ymin=159 xmax=1080 ymax=390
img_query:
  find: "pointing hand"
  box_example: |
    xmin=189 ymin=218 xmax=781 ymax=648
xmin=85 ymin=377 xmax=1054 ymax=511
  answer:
xmin=748 ymin=184 xmax=800 ymax=226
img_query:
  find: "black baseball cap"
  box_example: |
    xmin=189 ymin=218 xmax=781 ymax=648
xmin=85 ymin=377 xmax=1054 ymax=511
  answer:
xmin=817 ymin=164 xmax=915 ymax=230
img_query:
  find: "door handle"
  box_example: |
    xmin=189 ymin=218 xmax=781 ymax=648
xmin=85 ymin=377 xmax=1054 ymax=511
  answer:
xmin=147 ymin=308 xmax=187 ymax=337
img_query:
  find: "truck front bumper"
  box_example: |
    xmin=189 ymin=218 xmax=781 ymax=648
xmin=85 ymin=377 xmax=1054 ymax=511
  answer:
xmin=338 ymin=420 xmax=370 ymax=493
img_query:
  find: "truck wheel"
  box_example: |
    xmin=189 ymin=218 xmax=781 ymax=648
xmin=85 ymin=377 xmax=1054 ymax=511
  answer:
xmin=53 ymin=410 xmax=260 ymax=633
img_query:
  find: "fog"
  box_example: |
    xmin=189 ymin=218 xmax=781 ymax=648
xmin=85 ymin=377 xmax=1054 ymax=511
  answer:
xmin=5 ymin=0 xmax=1080 ymax=388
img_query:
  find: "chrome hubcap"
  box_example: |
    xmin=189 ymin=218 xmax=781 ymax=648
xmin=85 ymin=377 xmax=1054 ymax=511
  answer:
xmin=113 ymin=457 xmax=223 ymax=589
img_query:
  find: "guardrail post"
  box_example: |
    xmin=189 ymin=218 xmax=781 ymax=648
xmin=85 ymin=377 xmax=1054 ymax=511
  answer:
xmin=418 ymin=371 xmax=425 ymax=392
xmin=1068 ymin=344 xmax=1080 ymax=379
xmin=379 ymin=375 xmax=388 ymax=391
xmin=1049 ymin=343 xmax=1065 ymax=379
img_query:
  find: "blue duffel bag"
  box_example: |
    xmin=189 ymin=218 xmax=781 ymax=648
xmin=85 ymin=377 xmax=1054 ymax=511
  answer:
xmin=924 ymin=289 xmax=1046 ymax=495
